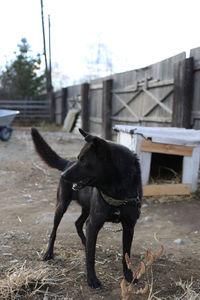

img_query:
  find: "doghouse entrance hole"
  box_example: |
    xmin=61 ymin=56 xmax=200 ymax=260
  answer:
xmin=149 ymin=153 xmax=183 ymax=184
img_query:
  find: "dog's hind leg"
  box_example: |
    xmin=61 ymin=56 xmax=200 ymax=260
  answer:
xmin=75 ymin=208 xmax=88 ymax=246
xmin=43 ymin=179 xmax=72 ymax=261
xmin=121 ymin=219 xmax=136 ymax=283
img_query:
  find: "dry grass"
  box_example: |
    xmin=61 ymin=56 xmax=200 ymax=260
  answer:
xmin=0 ymin=261 xmax=62 ymax=300
xmin=0 ymin=258 xmax=199 ymax=300
xmin=174 ymin=279 xmax=200 ymax=300
xmin=146 ymin=278 xmax=200 ymax=300
xmin=149 ymin=166 xmax=182 ymax=185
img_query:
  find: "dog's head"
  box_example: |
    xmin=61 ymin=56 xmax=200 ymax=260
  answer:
xmin=61 ymin=129 xmax=113 ymax=190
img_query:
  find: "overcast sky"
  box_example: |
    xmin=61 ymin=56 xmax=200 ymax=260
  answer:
xmin=1 ymin=0 xmax=200 ymax=87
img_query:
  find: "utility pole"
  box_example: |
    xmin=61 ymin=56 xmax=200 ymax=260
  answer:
xmin=40 ymin=0 xmax=49 ymax=92
xmin=48 ymin=14 xmax=53 ymax=91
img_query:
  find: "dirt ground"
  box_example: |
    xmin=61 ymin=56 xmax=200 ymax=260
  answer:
xmin=0 ymin=127 xmax=200 ymax=300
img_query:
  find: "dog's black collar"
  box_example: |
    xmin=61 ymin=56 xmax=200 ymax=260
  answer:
xmin=99 ymin=190 xmax=140 ymax=207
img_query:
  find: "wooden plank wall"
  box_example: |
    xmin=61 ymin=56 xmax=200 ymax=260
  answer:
xmin=190 ymin=47 xmax=200 ymax=129
xmin=89 ymin=80 xmax=103 ymax=135
xmin=85 ymin=52 xmax=186 ymax=138
xmin=54 ymin=84 xmax=81 ymax=126
xmin=63 ymin=51 xmax=199 ymax=138
xmin=54 ymin=90 xmax=64 ymax=125
xmin=67 ymin=85 xmax=81 ymax=110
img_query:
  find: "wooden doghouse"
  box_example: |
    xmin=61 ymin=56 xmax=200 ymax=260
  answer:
xmin=114 ymin=125 xmax=200 ymax=196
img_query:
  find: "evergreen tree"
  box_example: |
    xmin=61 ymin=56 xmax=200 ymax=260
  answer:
xmin=0 ymin=38 xmax=46 ymax=99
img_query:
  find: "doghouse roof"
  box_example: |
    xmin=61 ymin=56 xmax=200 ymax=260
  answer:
xmin=114 ymin=125 xmax=200 ymax=146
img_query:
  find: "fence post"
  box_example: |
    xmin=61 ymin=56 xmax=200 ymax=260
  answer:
xmin=102 ymin=79 xmax=113 ymax=140
xmin=50 ymin=91 xmax=55 ymax=123
xmin=172 ymin=57 xmax=194 ymax=128
xmin=81 ymin=83 xmax=90 ymax=132
xmin=61 ymin=87 xmax=68 ymax=124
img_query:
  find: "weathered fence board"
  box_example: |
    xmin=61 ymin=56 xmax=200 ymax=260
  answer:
xmin=102 ymin=79 xmax=112 ymax=139
xmin=89 ymin=79 xmax=103 ymax=135
xmin=172 ymin=57 xmax=194 ymax=128
xmin=190 ymin=47 xmax=200 ymax=129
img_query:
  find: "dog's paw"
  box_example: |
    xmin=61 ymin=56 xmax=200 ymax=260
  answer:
xmin=81 ymin=237 xmax=86 ymax=246
xmin=88 ymin=276 xmax=102 ymax=289
xmin=124 ymin=269 xmax=133 ymax=283
xmin=43 ymin=251 xmax=54 ymax=261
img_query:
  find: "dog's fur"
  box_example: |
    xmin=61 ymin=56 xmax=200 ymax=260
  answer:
xmin=31 ymin=128 xmax=142 ymax=289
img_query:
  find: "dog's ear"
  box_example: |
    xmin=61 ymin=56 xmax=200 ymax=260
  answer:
xmin=79 ymin=128 xmax=96 ymax=143
xmin=79 ymin=128 xmax=89 ymax=138
xmin=87 ymin=136 xmax=109 ymax=153
xmin=79 ymin=128 xmax=109 ymax=153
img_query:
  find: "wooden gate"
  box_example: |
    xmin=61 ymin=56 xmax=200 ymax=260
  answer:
xmin=111 ymin=78 xmax=174 ymax=127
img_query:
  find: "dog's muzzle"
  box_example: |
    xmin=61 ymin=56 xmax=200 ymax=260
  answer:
xmin=61 ymin=171 xmax=82 ymax=190
xmin=72 ymin=182 xmax=84 ymax=191
xmin=61 ymin=171 xmax=94 ymax=191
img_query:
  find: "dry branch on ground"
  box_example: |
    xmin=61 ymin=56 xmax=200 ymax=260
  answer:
xmin=121 ymin=246 xmax=164 ymax=300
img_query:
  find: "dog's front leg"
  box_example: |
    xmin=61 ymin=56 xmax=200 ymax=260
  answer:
xmin=86 ymin=217 xmax=104 ymax=289
xmin=121 ymin=220 xmax=135 ymax=282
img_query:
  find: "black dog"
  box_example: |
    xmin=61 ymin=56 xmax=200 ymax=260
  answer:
xmin=31 ymin=128 xmax=142 ymax=289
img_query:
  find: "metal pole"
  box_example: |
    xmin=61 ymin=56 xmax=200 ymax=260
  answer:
xmin=48 ymin=14 xmax=53 ymax=91
xmin=40 ymin=0 xmax=49 ymax=92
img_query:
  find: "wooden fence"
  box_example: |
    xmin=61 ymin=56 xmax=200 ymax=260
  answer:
xmin=1 ymin=47 xmax=200 ymax=137
xmin=0 ymin=98 xmax=51 ymax=121
xmin=51 ymin=49 xmax=198 ymax=140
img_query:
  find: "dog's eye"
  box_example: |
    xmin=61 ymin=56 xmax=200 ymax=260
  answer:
xmin=80 ymin=157 xmax=86 ymax=165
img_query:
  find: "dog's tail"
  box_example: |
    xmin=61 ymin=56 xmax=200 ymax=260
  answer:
xmin=31 ymin=128 xmax=69 ymax=171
